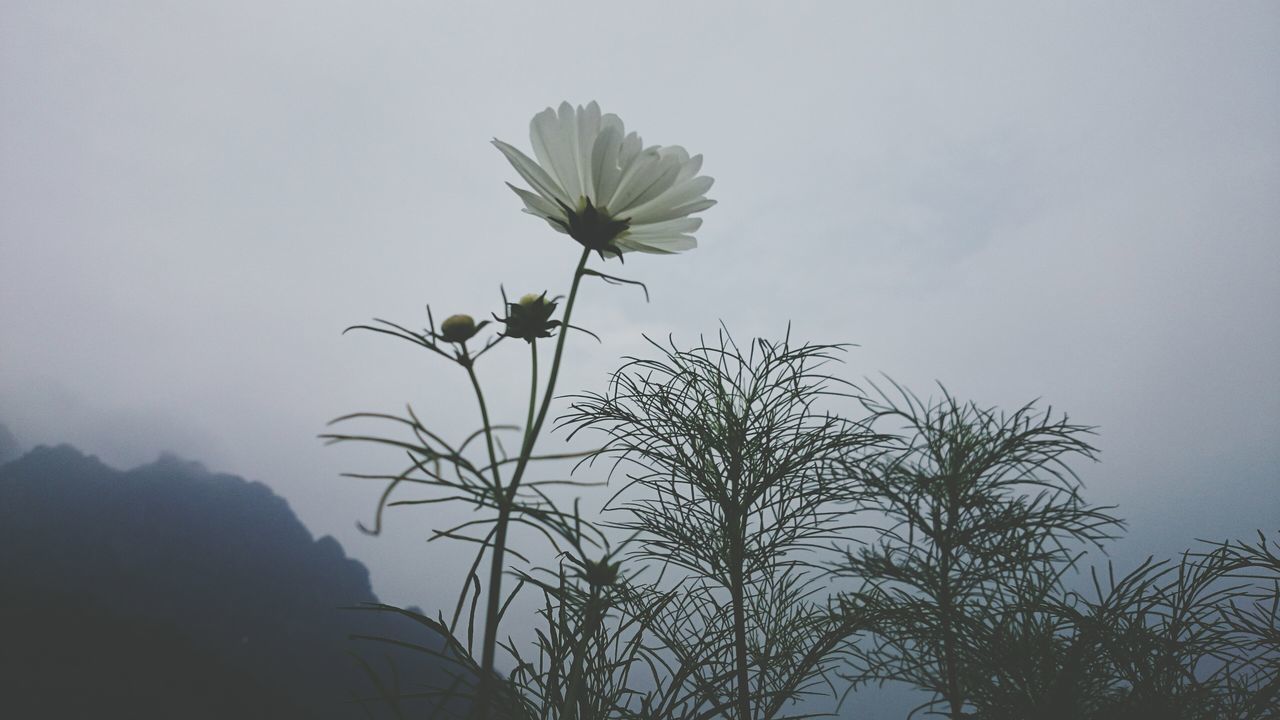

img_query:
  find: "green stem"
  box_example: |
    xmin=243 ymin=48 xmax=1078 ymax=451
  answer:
xmin=728 ymin=511 xmax=751 ymax=720
xmin=509 ymin=246 xmax=592 ymax=498
xmin=524 ymin=342 xmax=539 ymax=451
xmin=563 ymin=584 xmax=603 ymax=720
xmin=937 ymin=501 xmax=962 ymax=720
xmin=725 ymin=447 xmax=751 ymax=720
xmin=464 ymin=353 xmax=503 ymax=492
xmin=474 ymin=247 xmax=592 ymax=720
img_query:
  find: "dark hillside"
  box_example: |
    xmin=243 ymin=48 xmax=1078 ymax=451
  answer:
xmin=0 ymin=443 xmax=460 ymax=718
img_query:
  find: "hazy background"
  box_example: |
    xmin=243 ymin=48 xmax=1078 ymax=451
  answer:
xmin=2 ymin=1 xmax=1278 ymax=713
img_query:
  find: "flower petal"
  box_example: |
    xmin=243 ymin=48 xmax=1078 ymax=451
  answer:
xmin=618 ymin=131 xmax=644 ymax=170
xmin=607 ymin=149 xmax=671 ymax=212
xmin=617 ymin=234 xmax=698 ymax=254
xmin=493 ymin=139 xmax=571 ymax=207
xmin=618 ymin=156 xmax=684 ymax=214
xmin=591 ymin=122 xmax=623 ymax=206
xmin=675 ymin=153 xmax=703 ymax=183
xmin=529 ymin=108 xmax=562 ymax=185
xmin=507 ymin=182 xmax=567 ymax=224
xmin=554 ymin=101 xmax=584 ymax=201
xmin=575 ymin=102 xmax=602 ymax=202
xmin=668 ymin=197 xmax=717 ymax=216
xmin=658 ymin=145 xmax=690 ymax=166
xmin=529 ymin=105 xmax=580 ymax=202
xmin=629 ymin=216 xmax=702 ymax=236
xmin=625 ymin=174 xmax=715 ymax=224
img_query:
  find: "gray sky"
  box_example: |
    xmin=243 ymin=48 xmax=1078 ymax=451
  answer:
xmin=2 ymin=1 xmax=1278 ymax=713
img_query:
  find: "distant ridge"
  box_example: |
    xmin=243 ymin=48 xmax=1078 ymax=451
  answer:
xmin=0 ymin=441 xmax=461 ymax=718
xmin=0 ymin=422 xmax=21 ymax=465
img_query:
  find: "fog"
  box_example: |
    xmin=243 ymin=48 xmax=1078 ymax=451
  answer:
xmin=2 ymin=2 xmax=1277 ymax=714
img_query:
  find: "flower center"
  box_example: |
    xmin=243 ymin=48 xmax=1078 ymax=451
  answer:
xmin=560 ymin=198 xmax=629 ymax=254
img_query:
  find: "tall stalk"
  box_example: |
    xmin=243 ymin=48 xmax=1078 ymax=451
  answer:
xmin=727 ymin=508 xmax=751 ymax=720
xmin=464 ymin=352 xmax=504 ymax=493
xmin=474 ymin=247 xmax=591 ymax=719
xmin=936 ymin=536 xmax=961 ymax=719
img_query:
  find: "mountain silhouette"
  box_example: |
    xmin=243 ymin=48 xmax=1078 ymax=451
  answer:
xmin=0 ymin=440 xmax=465 ymax=718
xmin=0 ymin=423 xmax=21 ymax=465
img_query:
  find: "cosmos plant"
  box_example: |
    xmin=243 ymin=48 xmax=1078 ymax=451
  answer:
xmin=326 ymin=101 xmax=713 ymax=720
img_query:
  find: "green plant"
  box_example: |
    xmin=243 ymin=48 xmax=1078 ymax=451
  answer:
xmin=833 ymin=382 xmax=1123 ymax=718
xmin=562 ymin=331 xmax=883 ymax=719
xmin=327 ymin=100 xmax=715 ymax=720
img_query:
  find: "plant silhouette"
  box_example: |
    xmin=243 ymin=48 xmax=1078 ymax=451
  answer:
xmin=830 ymin=382 xmax=1123 ymax=718
xmin=561 ymin=331 xmax=883 ymax=719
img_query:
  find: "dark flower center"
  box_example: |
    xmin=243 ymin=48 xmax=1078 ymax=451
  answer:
xmin=557 ymin=198 xmax=629 ymax=255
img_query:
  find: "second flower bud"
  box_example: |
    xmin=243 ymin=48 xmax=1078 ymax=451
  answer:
xmin=496 ymin=292 xmax=561 ymax=343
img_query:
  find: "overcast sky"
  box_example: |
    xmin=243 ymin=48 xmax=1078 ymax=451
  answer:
xmin=2 ymin=2 xmax=1278 ymax=713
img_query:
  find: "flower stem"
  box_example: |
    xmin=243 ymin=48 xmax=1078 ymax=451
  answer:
xmin=524 ymin=342 xmax=539 ymax=452
xmin=729 ymin=509 xmax=751 ymax=720
xmin=512 ymin=246 xmax=592 ymax=484
xmin=563 ymin=583 xmax=604 ymax=720
xmin=464 ymin=352 xmax=503 ymax=492
xmin=474 ymin=247 xmax=592 ymax=720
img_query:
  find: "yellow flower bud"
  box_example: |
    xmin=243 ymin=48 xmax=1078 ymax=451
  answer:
xmin=439 ymin=314 xmax=480 ymax=344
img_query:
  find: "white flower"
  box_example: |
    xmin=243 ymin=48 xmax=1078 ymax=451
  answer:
xmin=494 ymin=101 xmax=714 ymax=258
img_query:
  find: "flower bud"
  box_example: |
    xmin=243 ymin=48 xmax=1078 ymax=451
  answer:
xmin=439 ymin=314 xmax=480 ymax=343
xmin=580 ymin=557 xmax=621 ymax=587
xmin=496 ymin=292 xmax=560 ymax=342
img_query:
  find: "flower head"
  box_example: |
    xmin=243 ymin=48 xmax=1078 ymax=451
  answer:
xmin=495 ymin=292 xmax=560 ymax=342
xmin=579 ymin=557 xmax=621 ymax=588
xmin=438 ymin=314 xmax=483 ymax=344
xmin=494 ymin=101 xmax=714 ymax=259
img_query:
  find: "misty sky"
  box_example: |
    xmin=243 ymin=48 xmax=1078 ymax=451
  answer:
xmin=2 ymin=3 xmax=1278 ymax=707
